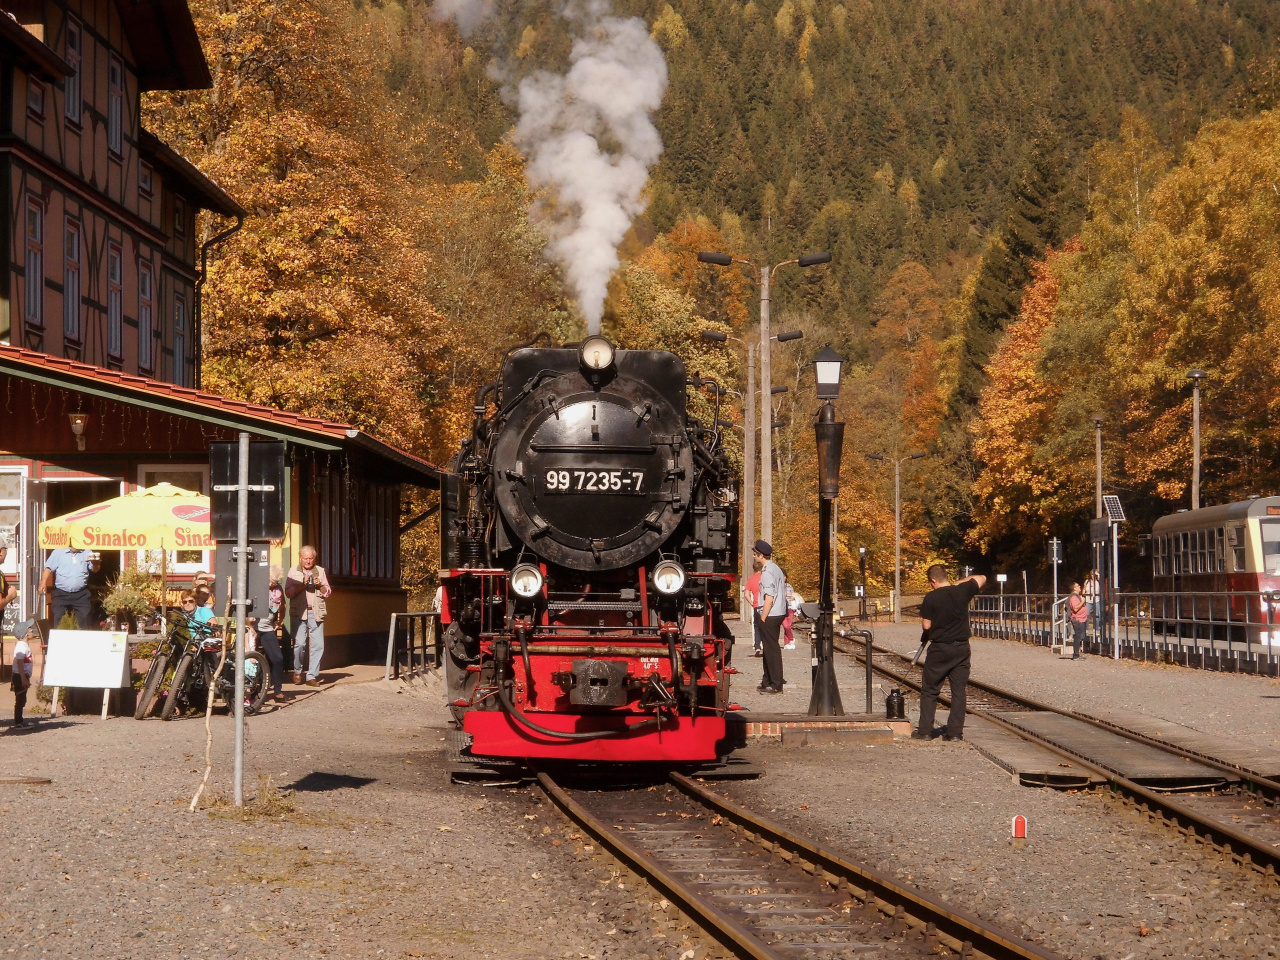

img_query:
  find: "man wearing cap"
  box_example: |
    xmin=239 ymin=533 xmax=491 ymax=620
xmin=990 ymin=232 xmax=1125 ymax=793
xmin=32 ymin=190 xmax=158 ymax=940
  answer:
xmin=914 ymin=564 xmax=986 ymax=741
xmin=752 ymin=540 xmax=786 ymax=694
xmin=39 ymin=544 xmax=99 ymax=629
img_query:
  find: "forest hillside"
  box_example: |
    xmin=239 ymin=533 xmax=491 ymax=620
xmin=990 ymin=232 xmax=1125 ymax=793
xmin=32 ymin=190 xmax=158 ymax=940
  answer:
xmin=146 ymin=0 xmax=1280 ymax=597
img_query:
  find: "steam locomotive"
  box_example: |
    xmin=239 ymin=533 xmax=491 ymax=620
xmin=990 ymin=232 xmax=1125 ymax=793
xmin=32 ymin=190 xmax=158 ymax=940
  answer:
xmin=440 ymin=335 xmax=740 ymax=763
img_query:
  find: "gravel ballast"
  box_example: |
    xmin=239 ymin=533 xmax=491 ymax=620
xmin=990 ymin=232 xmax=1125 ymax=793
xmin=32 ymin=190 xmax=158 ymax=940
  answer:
xmin=0 ymin=676 xmax=711 ymax=960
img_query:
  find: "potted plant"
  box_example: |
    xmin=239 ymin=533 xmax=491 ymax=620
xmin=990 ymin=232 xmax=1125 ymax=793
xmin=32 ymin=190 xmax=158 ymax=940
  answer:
xmin=101 ymin=566 xmax=159 ymax=634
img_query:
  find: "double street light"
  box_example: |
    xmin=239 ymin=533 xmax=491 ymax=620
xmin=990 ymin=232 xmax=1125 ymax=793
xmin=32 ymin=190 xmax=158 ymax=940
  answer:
xmin=867 ymin=451 xmax=926 ymax=623
xmin=698 ymin=249 xmax=831 ymax=545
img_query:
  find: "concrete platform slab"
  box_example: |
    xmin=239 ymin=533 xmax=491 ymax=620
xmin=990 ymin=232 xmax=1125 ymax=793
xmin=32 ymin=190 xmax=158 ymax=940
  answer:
xmin=994 ymin=711 xmax=1236 ymax=791
xmin=964 ymin=717 xmax=1103 ymax=788
xmin=1081 ymin=705 xmax=1280 ymax=780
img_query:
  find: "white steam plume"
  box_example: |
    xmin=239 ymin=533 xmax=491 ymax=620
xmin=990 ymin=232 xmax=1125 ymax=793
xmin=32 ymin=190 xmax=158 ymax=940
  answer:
xmin=432 ymin=2 xmax=668 ymax=334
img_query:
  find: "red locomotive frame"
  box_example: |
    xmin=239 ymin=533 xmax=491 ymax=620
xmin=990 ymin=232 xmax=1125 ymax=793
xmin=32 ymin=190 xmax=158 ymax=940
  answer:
xmin=442 ymin=566 xmax=735 ymax=762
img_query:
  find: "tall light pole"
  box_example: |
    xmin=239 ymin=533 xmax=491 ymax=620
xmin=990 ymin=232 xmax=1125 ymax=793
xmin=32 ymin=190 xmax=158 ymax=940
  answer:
xmin=1187 ymin=370 xmax=1207 ymax=510
xmin=809 ymin=345 xmax=845 ymax=717
xmin=1091 ymin=413 xmax=1106 ymax=646
xmin=868 ymin=451 xmax=926 ymax=623
xmin=698 ymin=249 xmax=830 ymax=543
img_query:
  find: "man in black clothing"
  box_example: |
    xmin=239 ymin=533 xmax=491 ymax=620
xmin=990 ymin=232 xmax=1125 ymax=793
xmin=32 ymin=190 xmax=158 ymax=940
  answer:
xmin=914 ymin=564 xmax=987 ymax=741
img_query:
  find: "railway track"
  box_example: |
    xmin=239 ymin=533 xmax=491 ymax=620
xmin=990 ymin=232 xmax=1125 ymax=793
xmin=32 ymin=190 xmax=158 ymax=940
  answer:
xmin=537 ymin=769 xmax=1064 ymax=960
xmin=833 ymin=636 xmax=1280 ymax=880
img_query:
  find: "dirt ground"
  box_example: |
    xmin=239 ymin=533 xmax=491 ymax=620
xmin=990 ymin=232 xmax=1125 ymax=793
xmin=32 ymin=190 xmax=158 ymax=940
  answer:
xmin=0 ymin=670 xmax=711 ymax=960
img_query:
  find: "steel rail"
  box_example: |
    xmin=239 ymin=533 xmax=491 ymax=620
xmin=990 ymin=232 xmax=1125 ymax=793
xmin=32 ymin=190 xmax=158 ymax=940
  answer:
xmin=838 ymin=641 xmax=1280 ymax=879
xmin=536 ymin=771 xmax=785 ymax=960
xmin=537 ymin=770 xmax=1065 ymax=960
xmin=670 ymin=773 xmax=1065 ymax=960
xmin=848 ymin=640 xmax=1280 ymax=798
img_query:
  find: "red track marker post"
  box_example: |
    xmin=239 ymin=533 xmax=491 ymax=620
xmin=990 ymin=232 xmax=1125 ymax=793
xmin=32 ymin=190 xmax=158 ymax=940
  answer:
xmin=1011 ymin=814 xmax=1027 ymax=847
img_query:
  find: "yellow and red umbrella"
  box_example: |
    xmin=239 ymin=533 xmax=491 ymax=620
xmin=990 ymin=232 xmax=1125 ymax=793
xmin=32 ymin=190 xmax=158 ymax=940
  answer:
xmin=38 ymin=483 xmax=212 ymax=551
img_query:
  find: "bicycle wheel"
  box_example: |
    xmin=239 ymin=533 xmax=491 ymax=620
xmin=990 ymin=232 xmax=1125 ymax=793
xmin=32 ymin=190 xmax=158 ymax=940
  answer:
xmin=161 ymin=652 xmax=196 ymax=720
xmin=133 ymin=652 xmax=169 ymax=720
xmin=242 ymin=651 xmax=269 ymax=715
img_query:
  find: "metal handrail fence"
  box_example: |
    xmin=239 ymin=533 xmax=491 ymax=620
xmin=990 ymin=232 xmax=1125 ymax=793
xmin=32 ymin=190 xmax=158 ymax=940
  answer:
xmin=969 ymin=593 xmax=1065 ymax=646
xmin=384 ymin=612 xmax=442 ymax=681
xmin=970 ymin=590 xmax=1280 ymax=675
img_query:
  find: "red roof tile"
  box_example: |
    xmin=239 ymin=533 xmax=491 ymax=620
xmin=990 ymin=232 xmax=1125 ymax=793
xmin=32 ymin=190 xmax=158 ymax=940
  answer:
xmin=0 ymin=343 xmax=442 ymax=483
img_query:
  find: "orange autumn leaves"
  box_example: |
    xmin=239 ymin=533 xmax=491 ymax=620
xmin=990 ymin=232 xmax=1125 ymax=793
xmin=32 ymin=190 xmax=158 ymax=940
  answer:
xmin=970 ymin=108 xmax=1280 ymax=560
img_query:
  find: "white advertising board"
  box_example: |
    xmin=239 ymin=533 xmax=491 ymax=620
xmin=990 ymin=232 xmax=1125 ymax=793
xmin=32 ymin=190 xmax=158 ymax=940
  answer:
xmin=43 ymin=630 xmax=129 ymax=689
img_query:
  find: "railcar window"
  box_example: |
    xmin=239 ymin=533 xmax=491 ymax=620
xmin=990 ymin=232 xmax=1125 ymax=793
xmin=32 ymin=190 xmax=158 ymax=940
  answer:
xmin=1261 ymin=520 xmax=1280 ymax=577
xmin=1217 ymin=527 xmax=1226 ymax=572
xmin=1234 ymin=526 xmax=1247 ymax=572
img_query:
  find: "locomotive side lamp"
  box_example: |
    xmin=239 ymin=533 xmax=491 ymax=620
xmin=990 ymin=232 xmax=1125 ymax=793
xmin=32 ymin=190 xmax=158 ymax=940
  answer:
xmin=652 ymin=559 xmax=686 ymax=595
xmin=510 ymin=564 xmax=544 ymax=599
xmin=579 ymin=335 xmax=616 ymax=373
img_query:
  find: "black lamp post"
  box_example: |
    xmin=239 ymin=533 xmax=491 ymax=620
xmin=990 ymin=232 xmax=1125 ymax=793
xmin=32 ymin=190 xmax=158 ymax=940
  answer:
xmin=809 ymin=345 xmax=845 ymax=717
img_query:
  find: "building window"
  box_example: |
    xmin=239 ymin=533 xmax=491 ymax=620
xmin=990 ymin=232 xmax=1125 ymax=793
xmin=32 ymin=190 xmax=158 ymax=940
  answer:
xmin=27 ymin=79 xmax=44 ymax=119
xmin=108 ymin=56 xmax=123 ymax=155
xmin=63 ymin=218 xmax=81 ymax=342
xmin=24 ymin=197 xmax=43 ymax=329
xmin=138 ymin=161 xmax=153 ymax=196
xmin=174 ymin=198 xmax=186 ymax=241
xmin=173 ymin=291 xmax=188 ymax=386
xmin=138 ymin=261 xmax=154 ymax=371
xmin=107 ymin=243 xmax=123 ymax=358
xmin=64 ymin=18 xmax=81 ymax=125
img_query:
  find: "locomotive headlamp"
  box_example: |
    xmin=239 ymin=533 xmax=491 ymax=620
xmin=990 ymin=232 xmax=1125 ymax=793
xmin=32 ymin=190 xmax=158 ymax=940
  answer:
xmin=652 ymin=560 xmax=686 ymax=595
xmin=510 ymin=563 xmax=544 ymax=599
xmin=580 ymin=335 xmax=616 ymax=372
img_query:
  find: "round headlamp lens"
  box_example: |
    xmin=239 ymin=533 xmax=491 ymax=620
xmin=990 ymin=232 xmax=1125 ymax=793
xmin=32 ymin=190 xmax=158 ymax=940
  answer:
xmin=580 ymin=335 xmax=615 ymax=371
xmin=653 ymin=560 xmax=686 ymax=595
xmin=510 ymin=564 xmax=544 ymax=598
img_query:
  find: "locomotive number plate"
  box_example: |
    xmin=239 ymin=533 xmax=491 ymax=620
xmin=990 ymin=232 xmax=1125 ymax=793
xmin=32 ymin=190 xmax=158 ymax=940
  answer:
xmin=543 ymin=468 xmax=647 ymax=494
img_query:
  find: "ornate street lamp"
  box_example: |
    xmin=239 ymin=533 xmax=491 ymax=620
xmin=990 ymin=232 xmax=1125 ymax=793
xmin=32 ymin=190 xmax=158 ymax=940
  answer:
xmin=809 ymin=345 xmax=845 ymax=717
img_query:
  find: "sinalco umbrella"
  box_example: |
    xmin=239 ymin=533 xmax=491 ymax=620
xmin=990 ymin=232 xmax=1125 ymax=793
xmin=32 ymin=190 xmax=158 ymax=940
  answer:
xmin=38 ymin=483 xmax=211 ymax=551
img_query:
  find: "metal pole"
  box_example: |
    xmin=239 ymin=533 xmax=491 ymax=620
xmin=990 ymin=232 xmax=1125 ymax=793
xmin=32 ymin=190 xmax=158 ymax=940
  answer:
xmin=809 ymin=401 xmax=844 ymax=717
xmin=233 ymin=431 xmax=249 ymax=807
xmin=1192 ymin=379 xmax=1201 ymax=511
xmin=1094 ymin=419 xmax=1104 ymax=519
xmin=1051 ymin=539 xmax=1059 ymax=644
xmin=865 ymin=629 xmax=873 ymax=715
xmin=1112 ymin=522 xmax=1120 ymax=662
xmin=759 ymin=265 xmax=773 ymax=544
xmin=809 ymin=480 xmax=844 ymax=716
xmin=832 ymin=500 xmax=838 ymax=615
xmin=742 ymin=341 xmax=756 ymax=611
xmin=893 ymin=458 xmax=902 ymax=623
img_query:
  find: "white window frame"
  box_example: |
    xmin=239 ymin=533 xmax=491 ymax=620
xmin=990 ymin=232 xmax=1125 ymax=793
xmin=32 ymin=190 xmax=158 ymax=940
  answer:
xmin=108 ymin=55 xmax=123 ymax=155
xmin=64 ymin=17 xmax=81 ymax=125
xmin=63 ymin=217 xmax=81 ymax=342
xmin=138 ymin=259 xmax=154 ymax=371
xmin=24 ymin=196 xmax=43 ymax=329
xmin=107 ymin=242 xmax=123 ymax=358
xmin=135 ymin=464 xmax=211 ymax=574
xmin=138 ymin=160 xmax=154 ymax=196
